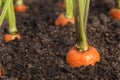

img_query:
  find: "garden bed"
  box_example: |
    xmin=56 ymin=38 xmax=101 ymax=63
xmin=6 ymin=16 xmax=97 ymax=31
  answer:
xmin=0 ymin=0 xmax=119 ymax=80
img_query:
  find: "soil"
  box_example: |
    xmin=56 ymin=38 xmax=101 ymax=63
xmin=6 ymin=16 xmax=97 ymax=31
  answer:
xmin=0 ymin=0 xmax=120 ymax=80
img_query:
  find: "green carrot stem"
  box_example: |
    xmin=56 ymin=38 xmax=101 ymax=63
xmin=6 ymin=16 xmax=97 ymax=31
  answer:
xmin=73 ymin=0 xmax=90 ymax=51
xmin=117 ymin=0 xmax=120 ymax=8
xmin=82 ymin=0 xmax=86 ymax=23
xmin=64 ymin=0 xmax=73 ymax=18
xmin=16 ymin=0 xmax=23 ymax=5
xmin=6 ymin=0 xmax=17 ymax=33
xmin=84 ymin=0 xmax=90 ymax=31
xmin=0 ymin=0 xmax=10 ymax=27
xmin=0 ymin=0 xmax=2 ymax=8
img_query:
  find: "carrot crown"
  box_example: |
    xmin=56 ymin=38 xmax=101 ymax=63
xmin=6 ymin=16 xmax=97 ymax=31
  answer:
xmin=16 ymin=0 xmax=23 ymax=5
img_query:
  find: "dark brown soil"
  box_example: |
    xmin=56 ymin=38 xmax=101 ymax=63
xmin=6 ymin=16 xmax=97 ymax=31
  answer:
xmin=0 ymin=0 xmax=120 ymax=80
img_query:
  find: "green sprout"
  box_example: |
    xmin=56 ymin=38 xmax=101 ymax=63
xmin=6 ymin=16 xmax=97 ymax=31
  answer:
xmin=16 ymin=0 xmax=23 ymax=6
xmin=117 ymin=0 xmax=120 ymax=8
xmin=0 ymin=0 xmax=21 ymax=42
xmin=64 ymin=0 xmax=74 ymax=19
xmin=0 ymin=0 xmax=17 ymax=33
xmin=73 ymin=0 xmax=90 ymax=51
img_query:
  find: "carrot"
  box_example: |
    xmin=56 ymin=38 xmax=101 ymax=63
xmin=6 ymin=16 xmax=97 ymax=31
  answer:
xmin=66 ymin=0 xmax=100 ymax=68
xmin=61 ymin=1 xmax=66 ymax=9
xmin=0 ymin=68 xmax=2 ymax=77
xmin=14 ymin=0 xmax=28 ymax=13
xmin=55 ymin=14 xmax=74 ymax=26
xmin=55 ymin=0 xmax=74 ymax=26
xmin=109 ymin=0 xmax=120 ymax=20
xmin=4 ymin=33 xmax=21 ymax=42
xmin=66 ymin=46 xmax=100 ymax=68
xmin=109 ymin=8 xmax=120 ymax=20
xmin=14 ymin=4 xmax=28 ymax=13
xmin=0 ymin=0 xmax=21 ymax=42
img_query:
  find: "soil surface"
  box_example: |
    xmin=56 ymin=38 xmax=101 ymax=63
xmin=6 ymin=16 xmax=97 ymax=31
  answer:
xmin=0 ymin=0 xmax=119 ymax=80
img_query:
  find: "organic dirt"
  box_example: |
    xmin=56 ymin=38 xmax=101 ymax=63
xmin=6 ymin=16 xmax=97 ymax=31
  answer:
xmin=0 ymin=0 xmax=119 ymax=80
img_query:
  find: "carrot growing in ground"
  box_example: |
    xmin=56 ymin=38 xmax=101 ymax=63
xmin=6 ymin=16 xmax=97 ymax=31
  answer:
xmin=61 ymin=0 xmax=66 ymax=9
xmin=0 ymin=0 xmax=21 ymax=42
xmin=0 ymin=68 xmax=2 ymax=77
xmin=14 ymin=0 xmax=28 ymax=13
xmin=109 ymin=0 xmax=120 ymax=20
xmin=66 ymin=0 xmax=100 ymax=68
xmin=55 ymin=0 xmax=74 ymax=26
